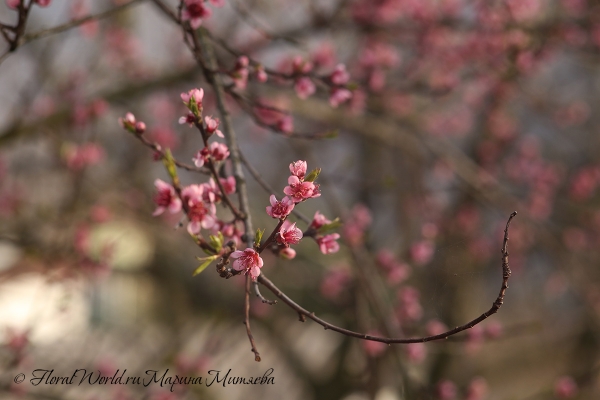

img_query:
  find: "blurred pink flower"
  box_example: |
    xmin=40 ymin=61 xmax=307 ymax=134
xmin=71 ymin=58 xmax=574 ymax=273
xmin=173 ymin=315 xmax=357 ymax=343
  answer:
xmin=182 ymin=0 xmax=212 ymax=29
xmin=153 ymin=179 xmax=182 ymax=216
xmin=554 ymin=376 xmax=578 ymax=399
xmin=317 ymin=233 xmax=340 ymax=254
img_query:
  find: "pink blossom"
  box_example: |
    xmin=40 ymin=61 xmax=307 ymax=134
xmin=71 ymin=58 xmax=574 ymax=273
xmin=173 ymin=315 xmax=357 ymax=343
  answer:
xmin=309 ymin=211 xmax=331 ymax=230
xmin=276 ymin=115 xmax=294 ymax=133
xmin=135 ymin=122 xmax=146 ymax=134
xmin=311 ymin=42 xmax=336 ymax=69
xmin=179 ymin=112 xmax=197 ymax=127
xmin=147 ymin=127 xmax=178 ymax=150
xmin=5 ymin=328 xmax=29 ymax=354
xmin=35 ymin=0 xmax=50 ymax=6
xmin=6 ymin=0 xmax=20 ymax=9
xmin=329 ymin=88 xmax=352 ymax=108
xmin=153 ymin=179 xmax=182 ymax=216
xmin=181 ymin=183 xmax=204 ymax=205
xmin=289 ymin=160 xmax=307 ymax=179
xmin=397 ymin=286 xmax=423 ymax=321
xmin=485 ymin=321 xmax=503 ymax=339
xmin=292 ymin=56 xmax=313 ymax=74
xmin=279 ymin=247 xmax=296 ymax=259
xmin=181 ymin=88 xmax=204 ymax=110
xmin=410 ymin=240 xmax=434 ymax=265
xmin=436 ymin=380 xmax=457 ymax=400
xmin=118 ymin=112 xmax=136 ymax=130
xmin=330 ymin=64 xmax=350 ymax=85
xmin=554 ymin=376 xmax=578 ymax=399
xmin=204 ymin=116 xmax=224 ymax=137
xmin=426 ymin=319 xmax=448 ymax=336
xmin=192 ymin=142 xmax=230 ymax=167
xmin=363 ymin=333 xmax=386 ymax=357
xmin=294 ymin=77 xmax=316 ymax=99
xmin=219 ymin=176 xmax=236 ymax=195
xmin=284 ymin=176 xmax=320 ymax=203
xmin=255 ymin=65 xmax=268 ymax=82
xmin=186 ymin=198 xmax=216 ymax=235
xmin=466 ymin=377 xmax=488 ymax=400
xmin=231 ymin=248 xmax=264 ymax=280
xmin=266 ymin=195 xmax=295 ymax=219
xmin=277 ymin=220 xmax=303 ymax=246
xmin=208 ymin=0 xmax=224 ymax=7
xmin=405 ymin=342 xmax=426 ymax=363
xmin=62 ymin=143 xmax=105 ymax=171
xmin=71 ymin=0 xmax=98 ymax=37
xmin=317 ymin=233 xmax=340 ymax=254
xmin=320 ymin=267 xmax=351 ymax=300
xmin=182 ymin=0 xmax=212 ymax=29
xmin=199 ymin=179 xmax=219 ymax=204
xmin=230 ymin=56 xmax=249 ymax=90
xmin=387 ymin=262 xmax=409 ymax=284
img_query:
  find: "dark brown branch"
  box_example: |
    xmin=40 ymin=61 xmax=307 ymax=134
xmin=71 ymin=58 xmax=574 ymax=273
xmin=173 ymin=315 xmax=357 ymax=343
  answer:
xmin=244 ymin=275 xmax=261 ymax=361
xmin=253 ymin=281 xmax=277 ymax=305
xmin=258 ymin=212 xmax=517 ymax=344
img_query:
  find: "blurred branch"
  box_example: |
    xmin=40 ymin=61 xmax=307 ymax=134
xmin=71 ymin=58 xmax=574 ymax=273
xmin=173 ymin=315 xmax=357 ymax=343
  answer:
xmin=21 ymin=0 xmax=146 ymax=45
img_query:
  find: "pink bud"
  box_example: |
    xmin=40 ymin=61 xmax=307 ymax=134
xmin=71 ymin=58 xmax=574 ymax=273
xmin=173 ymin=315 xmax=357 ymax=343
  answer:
xmin=279 ymin=247 xmax=296 ymax=259
xmin=554 ymin=376 xmax=578 ymax=399
xmin=135 ymin=121 xmax=146 ymax=134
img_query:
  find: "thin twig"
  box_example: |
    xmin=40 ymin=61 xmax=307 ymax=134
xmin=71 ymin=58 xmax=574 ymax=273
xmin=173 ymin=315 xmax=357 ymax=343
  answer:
xmin=258 ymin=212 xmax=517 ymax=344
xmin=128 ymin=130 xmax=209 ymax=174
xmin=238 ymin=149 xmax=310 ymax=224
xmin=253 ymin=281 xmax=277 ymax=305
xmin=244 ymin=275 xmax=261 ymax=361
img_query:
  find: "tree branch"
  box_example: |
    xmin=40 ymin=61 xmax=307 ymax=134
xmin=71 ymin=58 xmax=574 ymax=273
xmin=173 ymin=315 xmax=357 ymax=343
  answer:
xmin=258 ymin=212 xmax=517 ymax=344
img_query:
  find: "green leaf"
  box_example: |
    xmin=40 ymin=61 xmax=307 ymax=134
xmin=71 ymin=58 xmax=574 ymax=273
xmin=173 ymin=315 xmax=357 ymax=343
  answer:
xmin=162 ymin=149 xmax=178 ymax=182
xmin=254 ymin=228 xmax=265 ymax=248
xmin=193 ymin=255 xmax=219 ymax=276
xmin=317 ymin=218 xmax=342 ymax=235
xmin=304 ymin=168 xmax=321 ymax=182
xmin=208 ymin=232 xmax=224 ymax=253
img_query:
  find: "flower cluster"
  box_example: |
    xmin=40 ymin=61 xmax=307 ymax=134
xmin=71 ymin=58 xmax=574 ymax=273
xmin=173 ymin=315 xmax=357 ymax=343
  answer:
xmin=310 ymin=211 xmax=340 ymax=254
xmin=263 ymin=161 xmax=339 ymax=257
xmin=119 ymin=88 xmax=237 ymax=247
xmin=283 ymin=160 xmax=321 ymax=203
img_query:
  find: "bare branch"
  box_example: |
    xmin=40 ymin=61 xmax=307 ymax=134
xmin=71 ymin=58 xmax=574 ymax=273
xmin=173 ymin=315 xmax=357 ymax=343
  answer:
xmin=258 ymin=212 xmax=517 ymax=345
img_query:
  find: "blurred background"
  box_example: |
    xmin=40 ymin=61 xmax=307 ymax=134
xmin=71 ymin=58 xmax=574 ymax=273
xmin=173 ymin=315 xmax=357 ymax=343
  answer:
xmin=0 ymin=0 xmax=599 ymax=399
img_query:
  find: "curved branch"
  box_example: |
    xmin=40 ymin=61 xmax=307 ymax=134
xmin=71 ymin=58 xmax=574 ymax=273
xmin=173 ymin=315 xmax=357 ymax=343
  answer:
xmin=258 ymin=212 xmax=517 ymax=344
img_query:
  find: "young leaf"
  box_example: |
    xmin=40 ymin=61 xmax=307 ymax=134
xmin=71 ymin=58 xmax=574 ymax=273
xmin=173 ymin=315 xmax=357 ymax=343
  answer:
xmin=304 ymin=168 xmax=321 ymax=182
xmin=162 ymin=148 xmax=178 ymax=183
xmin=317 ymin=218 xmax=342 ymax=235
xmin=208 ymin=233 xmax=224 ymax=253
xmin=193 ymin=255 xmax=219 ymax=276
xmin=254 ymin=228 xmax=265 ymax=248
